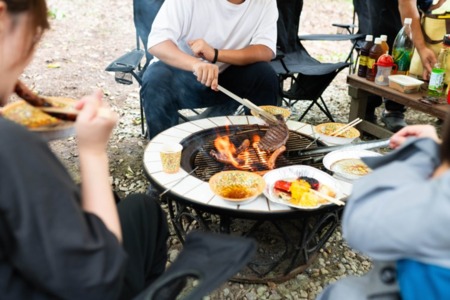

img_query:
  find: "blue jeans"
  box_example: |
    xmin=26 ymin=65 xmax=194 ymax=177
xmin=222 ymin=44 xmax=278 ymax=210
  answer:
xmin=141 ymin=61 xmax=279 ymax=139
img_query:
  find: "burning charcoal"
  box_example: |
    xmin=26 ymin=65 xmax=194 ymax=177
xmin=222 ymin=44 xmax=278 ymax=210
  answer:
xmin=298 ymin=176 xmax=319 ymax=190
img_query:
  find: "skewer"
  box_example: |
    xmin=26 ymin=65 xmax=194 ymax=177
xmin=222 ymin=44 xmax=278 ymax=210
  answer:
xmin=330 ymin=118 xmax=362 ymax=137
xmin=309 ymin=189 xmax=345 ymax=206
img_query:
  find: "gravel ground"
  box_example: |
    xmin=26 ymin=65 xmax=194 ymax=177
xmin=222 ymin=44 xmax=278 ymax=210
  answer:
xmin=20 ymin=0 xmax=442 ymax=299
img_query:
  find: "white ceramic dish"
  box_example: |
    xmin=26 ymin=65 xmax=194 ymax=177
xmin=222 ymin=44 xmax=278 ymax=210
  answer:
xmin=263 ymin=165 xmax=344 ymax=210
xmin=323 ymin=149 xmax=382 ymax=181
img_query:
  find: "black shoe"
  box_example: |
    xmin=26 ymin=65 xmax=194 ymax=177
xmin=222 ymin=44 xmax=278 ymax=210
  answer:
xmin=381 ymin=110 xmax=407 ymax=132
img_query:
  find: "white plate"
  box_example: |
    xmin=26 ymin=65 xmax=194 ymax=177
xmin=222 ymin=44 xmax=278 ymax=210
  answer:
xmin=263 ymin=165 xmax=344 ymax=210
xmin=323 ymin=149 xmax=382 ymax=181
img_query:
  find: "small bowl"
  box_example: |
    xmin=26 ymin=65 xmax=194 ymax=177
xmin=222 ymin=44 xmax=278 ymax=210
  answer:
xmin=250 ymin=105 xmax=291 ymax=120
xmin=314 ymin=122 xmax=360 ymax=145
xmin=209 ymin=171 xmax=266 ymax=204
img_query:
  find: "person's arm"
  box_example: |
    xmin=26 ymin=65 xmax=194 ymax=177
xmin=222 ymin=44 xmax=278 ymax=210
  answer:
xmin=74 ymin=90 xmax=121 ymax=242
xmin=389 ymin=124 xmax=440 ymax=149
xmin=398 ymin=0 xmax=437 ymax=78
xmin=343 ymin=143 xmax=450 ymax=263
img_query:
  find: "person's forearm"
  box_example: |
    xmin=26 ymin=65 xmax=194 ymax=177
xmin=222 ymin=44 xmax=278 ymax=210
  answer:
xmin=150 ymin=40 xmax=202 ymax=72
xmin=216 ymin=45 xmax=273 ymax=65
xmin=79 ymin=151 xmax=122 ymax=242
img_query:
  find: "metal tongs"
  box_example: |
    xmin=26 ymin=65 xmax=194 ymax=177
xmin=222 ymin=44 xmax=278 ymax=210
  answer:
xmin=217 ymin=85 xmax=279 ymax=124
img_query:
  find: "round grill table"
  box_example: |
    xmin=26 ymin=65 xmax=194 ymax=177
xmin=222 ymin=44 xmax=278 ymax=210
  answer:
xmin=143 ymin=116 xmax=352 ymax=283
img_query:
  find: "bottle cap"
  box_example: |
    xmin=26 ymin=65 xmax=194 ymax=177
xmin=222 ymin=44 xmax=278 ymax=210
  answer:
xmin=380 ymin=35 xmax=388 ymax=42
xmin=365 ymin=35 xmax=373 ymax=42
xmin=376 ymin=54 xmax=395 ymax=66
xmin=404 ymin=18 xmax=412 ymax=25
xmin=374 ymin=37 xmax=382 ymax=44
xmin=444 ymin=34 xmax=450 ymax=46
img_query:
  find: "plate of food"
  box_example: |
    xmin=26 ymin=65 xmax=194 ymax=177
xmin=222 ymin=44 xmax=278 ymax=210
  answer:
xmin=250 ymin=105 xmax=291 ymax=121
xmin=314 ymin=122 xmax=360 ymax=145
xmin=1 ymin=98 xmax=76 ymax=141
xmin=323 ymin=149 xmax=382 ymax=181
xmin=263 ymin=165 xmax=345 ymax=210
xmin=209 ymin=170 xmax=266 ymax=205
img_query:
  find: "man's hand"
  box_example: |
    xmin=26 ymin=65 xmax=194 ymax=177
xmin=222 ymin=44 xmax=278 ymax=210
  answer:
xmin=189 ymin=39 xmax=216 ymax=63
xmin=418 ymin=47 xmax=437 ymax=80
xmin=192 ymin=62 xmax=219 ymax=90
xmin=389 ymin=124 xmax=439 ymax=149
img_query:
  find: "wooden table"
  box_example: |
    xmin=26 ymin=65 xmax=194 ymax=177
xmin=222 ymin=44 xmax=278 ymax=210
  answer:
xmin=347 ymin=74 xmax=449 ymax=138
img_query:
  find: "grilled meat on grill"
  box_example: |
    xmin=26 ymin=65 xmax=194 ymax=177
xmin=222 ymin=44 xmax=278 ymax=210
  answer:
xmin=267 ymin=145 xmax=286 ymax=169
xmin=255 ymin=114 xmax=289 ymax=152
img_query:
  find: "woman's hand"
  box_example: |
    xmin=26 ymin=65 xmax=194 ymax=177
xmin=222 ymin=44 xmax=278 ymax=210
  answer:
xmin=74 ymin=90 xmax=118 ymax=155
xmin=389 ymin=124 xmax=439 ymax=149
xmin=418 ymin=47 xmax=437 ymax=80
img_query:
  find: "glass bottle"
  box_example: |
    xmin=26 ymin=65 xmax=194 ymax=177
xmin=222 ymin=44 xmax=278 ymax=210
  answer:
xmin=357 ymin=35 xmax=374 ymax=77
xmin=392 ymin=18 xmax=414 ymax=75
xmin=366 ymin=38 xmax=384 ymax=82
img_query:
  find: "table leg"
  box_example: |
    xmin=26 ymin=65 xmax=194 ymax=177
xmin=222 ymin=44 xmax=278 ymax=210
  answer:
xmin=348 ymin=85 xmax=392 ymax=139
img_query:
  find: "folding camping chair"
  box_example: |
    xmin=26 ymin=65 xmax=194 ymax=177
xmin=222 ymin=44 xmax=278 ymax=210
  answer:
xmin=135 ymin=231 xmax=256 ymax=300
xmin=271 ymin=0 xmax=365 ymax=122
xmin=105 ymin=0 xmax=216 ymax=137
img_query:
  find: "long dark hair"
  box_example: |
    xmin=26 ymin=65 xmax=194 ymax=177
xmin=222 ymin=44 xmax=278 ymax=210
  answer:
xmin=2 ymin=0 xmax=50 ymax=51
xmin=440 ymin=108 xmax=450 ymax=163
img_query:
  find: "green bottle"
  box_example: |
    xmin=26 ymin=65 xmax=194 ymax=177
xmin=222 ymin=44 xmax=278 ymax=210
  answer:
xmin=428 ymin=47 xmax=447 ymax=96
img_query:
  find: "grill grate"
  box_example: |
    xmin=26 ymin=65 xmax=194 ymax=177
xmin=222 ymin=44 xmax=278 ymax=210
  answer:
xmin=180 ymin=125 xmax=325 ymax=182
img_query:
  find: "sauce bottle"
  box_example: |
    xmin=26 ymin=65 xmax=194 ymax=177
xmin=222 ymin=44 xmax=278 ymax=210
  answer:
xmin=380 ymin=35 xmax=389 ymax=54
xmin=357 ymin=35 xmax=374 ymax=77
xmin=366 ymin=38 xmax=384 ymax=82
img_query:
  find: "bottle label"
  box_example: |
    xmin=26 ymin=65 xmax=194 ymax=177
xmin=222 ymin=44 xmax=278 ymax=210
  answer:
xmin=359 ymin=56 xmax=368 ymax=67
xmin=393 ymin=48 xmax=412 ymax=72
xmin=367 ymin=58 xmax=376 ymax=69
xmin=429 ymin=69 xmax=445 ymax=94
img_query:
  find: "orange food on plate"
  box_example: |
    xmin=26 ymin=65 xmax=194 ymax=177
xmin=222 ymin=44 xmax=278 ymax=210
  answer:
xmin=2 ymin=100 xmax=60 ymax=128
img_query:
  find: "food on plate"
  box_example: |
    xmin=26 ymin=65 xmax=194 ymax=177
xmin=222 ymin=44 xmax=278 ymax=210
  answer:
xmin=316 ymin=122 xmax=359 ymax=138
xmin=273 ymin=176 xmax=336 ymax=207
xmin=2 ymin=100 xmax=61 ymax=128
xmin=218 ymin=185 xmax=254 ymax=199
xmin=330 ymin=158 xmax=371 ymax=176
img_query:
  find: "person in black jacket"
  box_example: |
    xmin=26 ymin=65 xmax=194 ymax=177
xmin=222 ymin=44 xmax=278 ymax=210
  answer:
xmin=0 ymin=1 xmax=168 ymax=299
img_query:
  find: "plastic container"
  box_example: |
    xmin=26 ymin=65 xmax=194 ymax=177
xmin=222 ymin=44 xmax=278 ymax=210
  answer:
xmin=388 ymin=75 xmax=424 ymax=93
xmin=374 ymin=54 xmax=397 ymax=86
xmin=357 ymin=35 xmax=374 ymax=77
xmin=392 ymin=18 xmax=414 ymax=75
xmin=366 ymin=38 xmax=384 ymax=82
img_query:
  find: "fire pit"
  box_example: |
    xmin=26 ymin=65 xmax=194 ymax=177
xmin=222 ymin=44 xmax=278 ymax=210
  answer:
xmin=180 ymin=123 xmax=326 ymax=181
xmin=144 ymin=116 xmax=351 ymax=283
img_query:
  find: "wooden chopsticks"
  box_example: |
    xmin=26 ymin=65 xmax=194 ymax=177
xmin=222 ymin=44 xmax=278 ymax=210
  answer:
xmin=309 ymin=189 xmax=346 ymax=206
xmin=329 ymin=118 xmax=362 ymax=137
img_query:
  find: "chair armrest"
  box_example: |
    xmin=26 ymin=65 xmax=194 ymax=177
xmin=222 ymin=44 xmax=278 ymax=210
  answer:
xmin=299 ymin=33 xmax=365 ymax=42
xmin=332 ymin=23 xmax=357 ymax=30
xmin=105 ymin=49 xmax=145 ymax=73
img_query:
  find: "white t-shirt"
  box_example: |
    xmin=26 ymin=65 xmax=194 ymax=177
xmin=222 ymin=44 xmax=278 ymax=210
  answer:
xmin=148 ymin=0 xmax=278 ymax=72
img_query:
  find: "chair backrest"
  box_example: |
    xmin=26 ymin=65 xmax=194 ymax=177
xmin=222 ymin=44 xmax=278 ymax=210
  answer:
xmin=276 ymin=0 xmax=304 ymax=53
xmin=133 ymin=0 xmax=164 ymax=68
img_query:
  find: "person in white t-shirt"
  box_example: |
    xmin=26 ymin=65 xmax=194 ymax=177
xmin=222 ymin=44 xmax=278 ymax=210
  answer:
xmin=141 ymin=0 xmax=279 ymax=139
